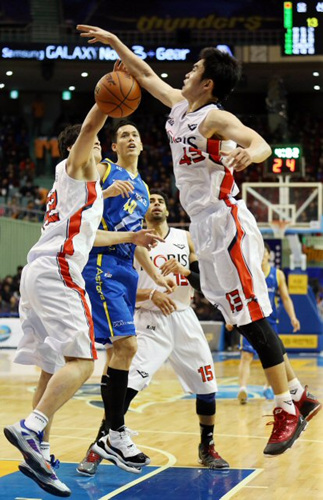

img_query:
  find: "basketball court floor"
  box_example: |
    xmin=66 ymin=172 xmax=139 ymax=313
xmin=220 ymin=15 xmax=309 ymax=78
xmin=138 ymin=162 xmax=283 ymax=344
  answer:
xmin=1 ymin=349 xmax=322 ymax=499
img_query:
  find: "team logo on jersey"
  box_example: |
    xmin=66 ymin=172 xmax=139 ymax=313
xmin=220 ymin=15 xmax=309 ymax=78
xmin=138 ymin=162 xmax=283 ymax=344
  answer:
xmin=137 ymin=370 xmax=149 ymax=378
xmin=188 ymin=124 xmax=197 ymax=131
xmin=173 ymin=243 xmax=185 ymax=250
xmin=146 ymin=325 xmax=156 ymax=331
xmin=167 ymin=117 xmax=175 ymax=125
xmin=104 ymin=272 xmax=112 ymax=278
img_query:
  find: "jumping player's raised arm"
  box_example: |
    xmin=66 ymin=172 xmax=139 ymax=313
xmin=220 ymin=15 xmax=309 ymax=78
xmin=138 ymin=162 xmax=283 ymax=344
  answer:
xmin=77 ymin=25 xmax=183 ymax=108
xmin=67 ymin=103 xmax=107 ymax=180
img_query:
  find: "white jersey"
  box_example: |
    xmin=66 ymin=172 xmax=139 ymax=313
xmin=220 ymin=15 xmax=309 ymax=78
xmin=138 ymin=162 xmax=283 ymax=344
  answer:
xmin=27 ymin=160 xmax=103 ymax=272
xmin=165 ymin=100 xmax=239 ymax=218
xmin=134 ymin=227 xmax=193 ymax=311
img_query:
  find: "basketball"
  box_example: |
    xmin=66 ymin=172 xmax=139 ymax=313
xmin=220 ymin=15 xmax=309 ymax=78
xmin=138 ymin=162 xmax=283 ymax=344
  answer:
xmin=94 ymin=71 xmax=141 ymax=118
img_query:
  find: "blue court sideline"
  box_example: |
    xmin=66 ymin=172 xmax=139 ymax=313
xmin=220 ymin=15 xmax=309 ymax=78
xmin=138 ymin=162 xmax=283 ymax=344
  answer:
xmin=0 ymin=462 xmax=259 ymax=499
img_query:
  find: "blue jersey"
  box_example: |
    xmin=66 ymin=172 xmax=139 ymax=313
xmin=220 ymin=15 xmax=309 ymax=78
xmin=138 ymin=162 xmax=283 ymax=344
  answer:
xmin=90 ymin=159 xmax=150 ymax=262
xmin=83 ymin=159 xmax=150 ymax=344
xmin=265 ymin=266 xmax=279 ymax=328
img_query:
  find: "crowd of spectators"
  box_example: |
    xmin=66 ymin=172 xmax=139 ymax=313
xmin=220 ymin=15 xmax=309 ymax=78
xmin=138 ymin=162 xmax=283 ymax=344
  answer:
xmin=0 ymin=266 xmax=22 ymax=315
xmin=0 ymin=115 xmax=48 ymax=222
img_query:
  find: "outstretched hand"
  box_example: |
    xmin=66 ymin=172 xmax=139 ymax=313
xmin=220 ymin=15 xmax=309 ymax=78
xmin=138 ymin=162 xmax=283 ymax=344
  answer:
xmin=113 ymin=59 xmax=129 ymax=74
xmin=77 ymin=25 xmax=115 ymax=45
xmin=132 ymin=229 xmax=165 ymax=250
xmin=160 ymin=257 xmax=187 ymax=277
xmin=154 ymin=274 xmax=177 ymax=294
xmin=102 ymin=180 xmax=134 ymax=199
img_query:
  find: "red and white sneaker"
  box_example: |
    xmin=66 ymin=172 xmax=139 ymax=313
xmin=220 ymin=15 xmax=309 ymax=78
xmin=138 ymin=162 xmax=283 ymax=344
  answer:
xmin=263 ymin=406 xmax=307 ymax=456
xmin=198 ymin=442 xmax=229 ymax=469
xmin=294 ymin=386 xmax=321 ymax=422
xmin=77 ymin=448 xmax=102 ymax=477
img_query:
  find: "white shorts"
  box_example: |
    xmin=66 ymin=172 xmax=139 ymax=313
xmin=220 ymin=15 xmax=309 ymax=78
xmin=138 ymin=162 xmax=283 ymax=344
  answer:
xmin=190 ymin=199 xmax=272 ymax=327
xmin=15 ymin=256 xmax=97 ymax=374
xmin=129 ymin=307 xmax=217 ymax=394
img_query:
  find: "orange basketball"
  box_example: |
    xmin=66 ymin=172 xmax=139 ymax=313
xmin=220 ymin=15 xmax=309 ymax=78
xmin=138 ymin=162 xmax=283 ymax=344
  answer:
xmin=94 ymin=71 xmax=141 ymax=118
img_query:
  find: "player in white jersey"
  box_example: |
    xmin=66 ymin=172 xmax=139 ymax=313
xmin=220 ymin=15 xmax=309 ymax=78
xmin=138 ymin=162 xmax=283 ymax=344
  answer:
xmin=3 ymin=102 xmax=113 ymax=497
xmin=77 ymin=190 xmax=228 ymax=476
xmin=77 ymin=25 xmax=308 ymax=457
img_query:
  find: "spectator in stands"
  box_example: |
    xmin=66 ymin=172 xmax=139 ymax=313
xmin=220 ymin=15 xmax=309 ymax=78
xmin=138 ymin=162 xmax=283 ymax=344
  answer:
xmin=31 ymin=93 xmax=45 ymax=136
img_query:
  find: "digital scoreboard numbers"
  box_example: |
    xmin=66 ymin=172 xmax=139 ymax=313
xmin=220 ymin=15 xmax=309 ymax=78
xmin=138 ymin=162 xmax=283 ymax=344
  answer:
xmin=265 ymin=145 xmax=304 ymax=177
xmin=283 ymin=1 xmax=323 ymax=55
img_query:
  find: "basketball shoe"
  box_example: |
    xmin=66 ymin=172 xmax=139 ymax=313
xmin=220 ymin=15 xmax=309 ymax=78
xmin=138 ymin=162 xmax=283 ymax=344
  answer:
xmin=238 ymin=387 xmax=248 ymax=405
xmin=92 ymin=427 xmax=150 ymax=474
xmin=293 ymin=386 xmax=321 ymax=421
xmin=19 ymin=461 xmax=71 ymax=497
xmin=4 ymin=420 xmax=52 ymax=476
xmin=77 ymin=448 xmax=102 ymax=477
xmin=263 ymin=406 xmax=307 ymax=456
xmin=198 ymin=441 xmax=229 ymax=469
xmin=77 ymin=427 xmax=139 ymax=477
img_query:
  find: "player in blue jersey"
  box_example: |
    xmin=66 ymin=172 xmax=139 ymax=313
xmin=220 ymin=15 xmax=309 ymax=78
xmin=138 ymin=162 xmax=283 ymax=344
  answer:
xmin=81 ymin=119 xmax=175 ymax=474
xmin=236 ymin=243 xmax=320 ymax=419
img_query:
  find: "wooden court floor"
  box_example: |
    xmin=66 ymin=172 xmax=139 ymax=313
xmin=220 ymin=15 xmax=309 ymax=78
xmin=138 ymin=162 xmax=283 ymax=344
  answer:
xmin=0 ymin=349 xmax=322 ymax=499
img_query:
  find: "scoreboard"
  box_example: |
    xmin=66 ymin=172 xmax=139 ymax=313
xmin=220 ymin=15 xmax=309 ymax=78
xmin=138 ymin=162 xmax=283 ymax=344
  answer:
xmin=264 ymin=144 xmax=304 ymax=177
xmin=283 ymin=1 xmax=323 ymax=55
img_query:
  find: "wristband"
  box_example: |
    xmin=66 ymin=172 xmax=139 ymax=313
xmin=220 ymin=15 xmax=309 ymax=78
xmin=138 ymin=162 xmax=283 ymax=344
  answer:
xmin=149 ymin=289 xmax=157 ymax=301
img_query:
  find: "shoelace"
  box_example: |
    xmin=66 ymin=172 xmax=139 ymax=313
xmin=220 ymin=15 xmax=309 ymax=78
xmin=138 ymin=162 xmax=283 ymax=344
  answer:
xmin=125 ymin=427 xmax=139 ymax=437
xmin=48 ymin=454 xmax=60 ymax=469
xmin=264 ymin=412 xmax=291 ymax=439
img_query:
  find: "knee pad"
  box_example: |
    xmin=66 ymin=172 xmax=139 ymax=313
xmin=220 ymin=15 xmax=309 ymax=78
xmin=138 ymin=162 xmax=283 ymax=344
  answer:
xmin=238 ymin=318 xmax=284 ymax=369
xmin=196 ymin=393 xmax=216 ymax=416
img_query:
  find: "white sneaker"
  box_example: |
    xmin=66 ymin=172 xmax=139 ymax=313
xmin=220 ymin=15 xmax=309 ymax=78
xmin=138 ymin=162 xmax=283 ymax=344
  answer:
xmin=4 ymin=420 xmax=52 ymax=476
xmin=19 ymin=461 xmax=71 ymax=497
xmin=92 ymin=427 xmax=150 ymax=474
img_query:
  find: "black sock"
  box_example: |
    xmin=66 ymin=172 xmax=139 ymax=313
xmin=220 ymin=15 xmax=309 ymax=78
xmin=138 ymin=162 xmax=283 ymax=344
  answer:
xmin=101 ymin=367 xmax=128 ymax=431
xmin=200 ymin=424 xmax=214 ymax=445
xmin=94 ymin=419 xmax=107 ymax=443
xmin=124 ymin=388 xmax=138 ymax=414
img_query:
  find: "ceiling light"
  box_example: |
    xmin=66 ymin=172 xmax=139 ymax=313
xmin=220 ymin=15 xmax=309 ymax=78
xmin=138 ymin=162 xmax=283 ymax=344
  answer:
xmin=314 ymin=85 xmax=320 ymax=90
xmin=313 ymin=72 xmax=319 ymax=77
xmin=0 ymin=83 xmax=5 ymax=88
xmin=6 ymin=70 xmax=13 ymax=76
xmin=81 ymin=72 xmax=88 ymax=77
xmin=69 ymin=86 xmax=75 ymax=91
xmin=161 ymin=73 xmax=168 ymax=78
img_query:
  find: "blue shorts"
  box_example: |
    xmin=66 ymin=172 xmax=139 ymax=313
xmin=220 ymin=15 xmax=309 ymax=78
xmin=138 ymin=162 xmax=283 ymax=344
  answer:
xmin=83 ymin=253 xmax=138 ymax=345
xmin=240 ymin=319 xmax=278 ymax=355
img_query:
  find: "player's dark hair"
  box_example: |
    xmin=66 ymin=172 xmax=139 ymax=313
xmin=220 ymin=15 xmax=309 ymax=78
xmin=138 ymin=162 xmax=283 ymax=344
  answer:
xmin=111 ymin=119 xmax=140 ymax=143
xmin=199 ymin=47 xmax=241 ymax=102
xmin=58 ymin=124 xmax=82 ymax=158
xmin=264 ymin=242 xmax=271 ymax=254
xmin=149 ymin=190 xmax=169 ymax=208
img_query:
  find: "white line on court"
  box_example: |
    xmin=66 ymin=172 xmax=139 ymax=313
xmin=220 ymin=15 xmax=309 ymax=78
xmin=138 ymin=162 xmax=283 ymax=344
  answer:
xmin=98 ymin=445 xmax=177 ymax=500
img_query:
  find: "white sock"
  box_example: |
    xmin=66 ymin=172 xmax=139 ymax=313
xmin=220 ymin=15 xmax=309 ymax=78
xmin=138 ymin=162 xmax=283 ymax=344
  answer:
xmin=275 ymin=391 xmax=296 ymax=415
xmin=40 ymin=441 xmax=51 ymax=461
xmin=288 ymin=378 xmax=304 ymax=402
xmin=24 ymin=410 xmax=48 ymax=434
xmin=239 ymin=386 xmax=247 ymax=393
